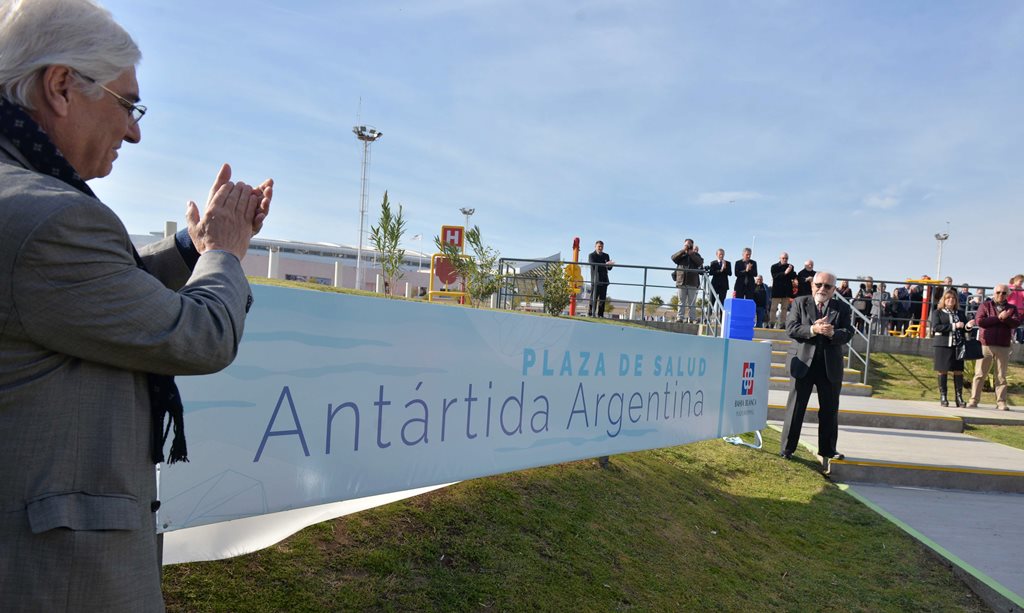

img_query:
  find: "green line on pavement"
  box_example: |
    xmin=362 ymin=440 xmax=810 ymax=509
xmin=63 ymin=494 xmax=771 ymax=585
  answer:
xmin=838 ymin=483 xmax=1024 ymax=608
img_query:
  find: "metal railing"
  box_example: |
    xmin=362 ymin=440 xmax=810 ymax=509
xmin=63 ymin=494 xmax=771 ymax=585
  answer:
xmin=832 ymin=291 xmax=872 ymax=385
xmin=836 ymin=278 xmax=995 ymax=337
xmin=496 ymin=257 xmax=722 ymax=329
xmin=489 ymin=265 xmax=1000 ymax=388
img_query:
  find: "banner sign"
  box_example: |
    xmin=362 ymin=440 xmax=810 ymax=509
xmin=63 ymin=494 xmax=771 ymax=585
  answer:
xmin=161 ymin=285 xmax=768 ymax=554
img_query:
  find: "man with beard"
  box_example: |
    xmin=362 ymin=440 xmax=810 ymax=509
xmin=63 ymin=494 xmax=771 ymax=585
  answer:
xmin=779 ymin=271 xmax=854 ymax=463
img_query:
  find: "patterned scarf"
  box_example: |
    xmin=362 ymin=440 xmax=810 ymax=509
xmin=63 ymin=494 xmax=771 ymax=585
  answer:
xmin=945 ymin=309 xmax=967 ymax=360
xmin=0 ymin=97 xmax=188 ymax=464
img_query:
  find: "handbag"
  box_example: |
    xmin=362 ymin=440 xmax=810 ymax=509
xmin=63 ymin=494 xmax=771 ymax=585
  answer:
xmin=963 ymin=339 xmax=983 ymax=360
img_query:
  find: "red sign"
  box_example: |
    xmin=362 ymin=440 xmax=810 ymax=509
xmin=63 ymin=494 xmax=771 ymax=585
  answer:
xmin=434 ymin=257 xmax=458 ymax=285
xmin=440 ymin=225 xmax=465 ymax=251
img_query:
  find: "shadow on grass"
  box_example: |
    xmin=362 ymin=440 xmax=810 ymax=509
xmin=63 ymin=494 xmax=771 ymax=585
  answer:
xmin=163 ymin=432 xmax=988 ymax=612
xmin=868 ymin=354 xmax=932 ymax=399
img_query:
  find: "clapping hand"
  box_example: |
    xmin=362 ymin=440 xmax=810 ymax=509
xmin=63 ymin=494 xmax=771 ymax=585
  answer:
xmin=186 ymin=163 xmax=275 ymax=259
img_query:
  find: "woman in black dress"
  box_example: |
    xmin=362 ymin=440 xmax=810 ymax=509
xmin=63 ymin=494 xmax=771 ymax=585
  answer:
xmin=930 ymin=289 xmax=975 ymax=407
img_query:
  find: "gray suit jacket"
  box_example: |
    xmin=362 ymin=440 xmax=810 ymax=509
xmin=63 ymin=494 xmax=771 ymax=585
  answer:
xmin=0 ymin=136 xmax=252 ymax=611
xmin=786 ymin=295 xmax=854 ymax=383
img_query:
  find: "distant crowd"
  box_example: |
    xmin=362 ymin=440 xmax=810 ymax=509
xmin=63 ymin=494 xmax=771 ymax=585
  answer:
xmin=582 ymin=241 xmax=1023 ymax=344
xmin=668 ymin=243 xmax=1024 ymax=343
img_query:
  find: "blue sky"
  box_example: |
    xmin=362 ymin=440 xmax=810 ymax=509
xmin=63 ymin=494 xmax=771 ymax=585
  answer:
xmin=95 ymin=0 xmax=1023 ymax=294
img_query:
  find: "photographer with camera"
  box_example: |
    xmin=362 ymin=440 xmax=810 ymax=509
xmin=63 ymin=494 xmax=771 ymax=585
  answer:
xmin=671 ymin=238 xmax=704 ymax=323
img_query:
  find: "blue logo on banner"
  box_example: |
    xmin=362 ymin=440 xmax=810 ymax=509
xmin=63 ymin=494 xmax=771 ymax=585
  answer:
xmin=740 ymin=362 xmax=755 ymax=396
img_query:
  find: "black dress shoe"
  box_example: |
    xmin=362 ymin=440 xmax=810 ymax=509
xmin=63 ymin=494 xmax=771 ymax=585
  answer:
xmin=780 ymin=451 xmax=793 ymax=459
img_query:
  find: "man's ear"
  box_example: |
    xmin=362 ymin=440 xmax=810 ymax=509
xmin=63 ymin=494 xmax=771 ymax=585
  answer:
xmin=35 ymin=65 xmax=76 ymax=118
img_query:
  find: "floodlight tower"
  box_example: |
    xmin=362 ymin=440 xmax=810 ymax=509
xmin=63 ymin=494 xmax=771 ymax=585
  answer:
xmin=934 ymin=222 xmax=950 ymax=278
xmin=460 ymin=207 xmax=475 ymax=231
xmin=353 ymin=124 xmax=383 ymax=290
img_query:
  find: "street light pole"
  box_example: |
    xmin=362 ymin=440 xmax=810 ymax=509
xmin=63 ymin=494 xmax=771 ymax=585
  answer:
xmin=353 ymin=124 xmax=383 ymax=290
xmin=934 ymin=222 xmax=950 ymax=278
xmin=411 ymin=234 xmax=422 ymax=270
xmin=459 ymin=207 xmax=475 ymax=232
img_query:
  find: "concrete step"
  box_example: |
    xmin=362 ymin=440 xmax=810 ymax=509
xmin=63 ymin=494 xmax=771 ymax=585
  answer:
xmin=771 ymin=350 xmax=787 ymax=364
xmin=769 ymin=377 xmax=873 ymax=396
xmin=755 ymin=338 xmax=792 ymax=350
xmin=770 ymin=363 xmax=863 ymax=384
xmin=767 ymin=404 xmax=964 ymax=433
xmin=768 ymin=389 xmax=1024 ymax=425
xmin=775 ymin=421 xmax=1024 ymax=494
xmin=753 ymin=326 xmax=790 ymax=339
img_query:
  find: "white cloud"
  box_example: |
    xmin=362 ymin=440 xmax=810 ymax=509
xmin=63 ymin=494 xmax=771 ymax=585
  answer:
xmin=863 ymin=193 xmax=900 ymax=209
xmin=694 ymin=191 xmax=767 ymax=206
xmin=862 ymin=182 xmax=911 ymax=209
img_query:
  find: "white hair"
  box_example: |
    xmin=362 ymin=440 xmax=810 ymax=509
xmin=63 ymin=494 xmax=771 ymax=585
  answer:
xmin=815 ymin=271 xmax=837 ymax=285
xmin=0 ymin=0 xmax=140 ymax=109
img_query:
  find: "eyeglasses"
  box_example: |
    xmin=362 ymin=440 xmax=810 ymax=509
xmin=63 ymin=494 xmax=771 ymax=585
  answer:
xmin=813 ymin=282 xmax=834 ymax=290
xmin=76 ymin=72 xmax=146 ymax=124
xmin=994 ymin=291 xmax=1008 ymax=295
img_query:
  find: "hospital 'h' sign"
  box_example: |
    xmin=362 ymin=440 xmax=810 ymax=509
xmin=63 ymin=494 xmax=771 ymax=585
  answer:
xmin=440 ymin=225 xmax=464 ymax=251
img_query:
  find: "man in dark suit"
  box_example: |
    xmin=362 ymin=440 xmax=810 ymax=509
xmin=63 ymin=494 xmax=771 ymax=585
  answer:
xmin=733 ymin=247 xmax=757 ymax=299
xmin=796 ymin=259 xmax=815 ymax=297
xmin=587 ymin=240 xmax=614 ymax=317
xmin=769 ymin=252 xmax=797 ymax=328
xmin=0 ymin=1 xmax=273 ymax=608
xmin=779 ymin=271 xmax=854 ymax=463
xmin=708 ymin=248 xmax=731 ymax=307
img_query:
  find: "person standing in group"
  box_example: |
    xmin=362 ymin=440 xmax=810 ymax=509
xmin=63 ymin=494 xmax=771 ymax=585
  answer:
xmin=836 ymin=278 xmax=853 ymax=300
xmin=958 ymin=284 xmax=972 ymax=311
xmin=853 ymin=281 xmax=874 ymax=333
xmin=779 ymin=271 xmax=854 ymax=463
xmin=876 ymin=282 xmax=892 ymax=334
xmin=587 ymin=240 xmax=614 ymax=318
xmin=733 ymin=247 xmax=757 ymax=300
xmin=968 ymin=287 xmax=986 ymax=315
xmin=769 ymin=252 xmax=797 ymax=329
xmin=671 ymin=238 xmax=704 ymax=323
xmin=1008 ymin=274 xmax=1024 ymax=344
xmin=753 ymin=275 xmax=770 ymax=329
xmin=908 ymin=284 xmax=924 ymax=327
xmin=709 ymin=248 xmax=731 ymax=308
xmin=891 ymin=283 xmax=911 ymax=332
xmin=930 ymin=290 xmax=974 ymax=407
xmin=967 ymin=284 xmax=1021 ymax=410
xmin=0 ymin=0 xmax=274 ymax=608
xmin=931 ymin=276 xmax=954 ymax=314
xmin=796 ymin=260 xmax=815 ymax=297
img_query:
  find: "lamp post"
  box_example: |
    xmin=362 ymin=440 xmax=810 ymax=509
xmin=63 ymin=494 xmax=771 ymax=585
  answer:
xmin=353 ymin=124 xmax=383 ymax=290
xmin=411 ymin=234 xmax=423 ymax=270
xmin=459 ymin=207 xmax=475 ymax=232
xmin=934 ymin=222 xmax=950 ymax=278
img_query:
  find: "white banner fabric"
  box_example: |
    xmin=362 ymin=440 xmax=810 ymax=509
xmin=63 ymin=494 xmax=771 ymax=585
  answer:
xmin=160 ymin=285 xmax=769 ymax=562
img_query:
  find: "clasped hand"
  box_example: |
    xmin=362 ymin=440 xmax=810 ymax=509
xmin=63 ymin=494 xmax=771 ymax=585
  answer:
xmin=812 ymin=317 xmax=834 ymax=337
xmin=187 ymin=163 xmax=274 ymax=259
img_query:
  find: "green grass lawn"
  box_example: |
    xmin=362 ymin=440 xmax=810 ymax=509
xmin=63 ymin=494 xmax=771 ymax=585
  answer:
xmin=163 ymin=429 xmax=985 ymax=612
xmin=160 ymin=291 xmax=1003 ymax=609
xmin=965 ymin=424 xmax=1024 ymax=450
xmin=868 ymin=352 xmax=1024 ymax=406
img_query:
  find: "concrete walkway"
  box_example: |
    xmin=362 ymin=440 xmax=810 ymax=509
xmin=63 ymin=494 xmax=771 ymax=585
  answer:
xmin=766 ymin=389 xmax=1024 ymax=611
